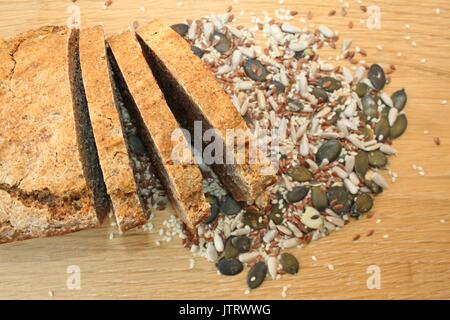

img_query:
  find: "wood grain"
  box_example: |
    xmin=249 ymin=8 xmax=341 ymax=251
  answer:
xmin=1 ymin=0 xmax=450 ymax=300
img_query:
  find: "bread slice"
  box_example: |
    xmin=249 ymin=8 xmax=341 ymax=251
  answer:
xmin=78 ymin=26 xmax=148 ymax=231
xmin=107 ymin=31 xmax=210 ymax=230
xmin=0 ymin=26 xmax=100 ymax=243
xmin=136 ymin=20 xmax=276 ymax=203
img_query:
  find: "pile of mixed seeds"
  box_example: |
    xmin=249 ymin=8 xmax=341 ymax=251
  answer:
xmin=164 ymin=8 xmax=408 ymax=290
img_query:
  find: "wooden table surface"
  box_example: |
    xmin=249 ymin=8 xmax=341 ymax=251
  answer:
xmin=0 ymin=0 xmax=449 ymax=300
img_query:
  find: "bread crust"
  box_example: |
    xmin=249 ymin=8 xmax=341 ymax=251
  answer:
xmin=79 ymin=26 xmax=147 ymax=231
xmin=0 ymin=26 xmax=98 ymax=243
xmin=137 ymin=21 xmax=276 ymax=202
xmin=107 ymin=31 xmax=210 ymax=230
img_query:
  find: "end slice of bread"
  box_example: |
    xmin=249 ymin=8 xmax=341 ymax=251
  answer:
xmin=0 ymin=26 xmax=99 ymax=243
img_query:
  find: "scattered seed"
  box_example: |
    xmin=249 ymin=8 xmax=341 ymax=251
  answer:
xmin=217 ymin=258 xmax=244 ymax=276
xmin=286 ymin=186 xmax=309 ymax=203
xmin=368 ymin=64 xmax=386 ymax=91
xmin=280 ymin=253 xmax=300 ymax=274
xmin=247 ymin=262 xmax=268 ymax=289
xmin=390 ymin=114 xmax=408 ymax=139
xmin=244 ymin=59 xmax=269 ymax=81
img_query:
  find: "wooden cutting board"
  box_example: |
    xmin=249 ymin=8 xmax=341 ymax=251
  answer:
xmin=0 ymin=0 xmax=449 ymax=300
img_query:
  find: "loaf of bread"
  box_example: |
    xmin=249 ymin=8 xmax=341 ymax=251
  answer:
xmin=107 ymin=31 xmax=210 ymax=230
xmin=0 ymin=26 xmax=100 ymax=243
xmin=78 ymin=26 xmax=148 ymax=231
xmin=136 ymin=21 xmax=276 ymax=203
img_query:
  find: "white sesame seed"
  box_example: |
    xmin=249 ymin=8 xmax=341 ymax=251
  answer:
xmin=383 ymin=234 xmax=389 ymax=239
xmin=441 ymin=100 xmax=448 ymax=105
xmin=376 ymin=219 xmax=382 ymax=224
xmin=327 ymin=264 xmax=335 ymax=271
xmin=48 ymin=290 xmax=54 ymax=297
xmin=440 ymin=219 xmax=446 ymax=224
xmin=420 ymin=58 xmax=427 ymax=64
xmin=436 ymin=8 xmax=441 ymax=15
xmin=311 ymin=255 xmax=317 ymax=262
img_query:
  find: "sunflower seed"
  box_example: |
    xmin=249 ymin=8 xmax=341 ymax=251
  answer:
xmin=263 ymin=229 xmax=278 ymax=243
xmin=214 ymin=232 xmax=224 ymax=252
xmin=267 ymin=256 xmax=278 ymax=280
xmin=276 ymin=224 xmax=293 ymax=236
xmin=206 ymin=242 xmax=218 ymax=262
xmin=319 ymin=25 xmax=334 ymax=38
xmin=239 ymin=251 xmax=260 ymax=263
xmin=281 ymin=238 xmax=300 ymax=249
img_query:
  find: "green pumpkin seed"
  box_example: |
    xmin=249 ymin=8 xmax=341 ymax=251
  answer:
xmin=191 ymin=45 xmax=204 ymax=58
xmin=287 ymin=166 xmax=312 ymax=182
xmin=318 ymin=76 xmax=342 ymax=92
xmin=355 ymin=193 xmax=374 ymax=213
xmin=353 ymin=82 xmax=370 ymax=97
xmin=217 ymin=258 xmax=243 ymax=276
xmin=280 ymin=253 xmax=299 ymax=274
xmin=327 ymin=186 xmax=353 ymax=215
xmin=312 ymin=87 xmax=329 ymax=102
xmin=362 ymin=95 xmax=378 ymax=119
xmin=364 ymin=178 xmax=384 ymax=194
xmin=368 ymin=64 xmax=386 ymax=91
xmin=128 ymin=134 xmax=147 ymax=156
xmin=231 ymin=236 xmax=252 ymax=253
xmin=355 ymin=151 xmax=369 ymax=176
xmin=375 ymin=117 xmax=390 ymax=141
xmin=223 ymin=237 xmax=240 ymax=259
xmin=213 ymin=32 xmax=231 ymax=53
xmin=220 ymin=196 xmax=242 ymax=215
xmin=315 ymin=140 xmax=342 ymax=165
xmin=390 ymin=114 xmax=408 ymax=139
xmin=170 ymin=23 xmax=189 ymax=37
xmin=269 ymin=204 xmax=284 ymax=225
xmin=368 ymin=150 xmax=388 ymax=168
xmin=286 ymin=186 xmax=309 ymax=203
xmin=287 ymin=98 xmax=304 ymax=112
xmin=392 ymin=89 xmax=407 ymax=111
xmin=244 ymin=59 xmax=269 ymax=81
xmin=243 ymin=212 xmax=266 ymax=230
xmin=359 ymin=127 xmax=374 ymax=140
xmin=311 ymin=187 xmax=328 ymax=211
xmin=273 ymin=80 xmax=286 ymax=94
xmin=247 ymin=262 xmax=268 ymax=289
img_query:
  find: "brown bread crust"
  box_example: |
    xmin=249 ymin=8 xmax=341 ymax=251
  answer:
xmin=0 ymin=26 xmax=98 ymax=244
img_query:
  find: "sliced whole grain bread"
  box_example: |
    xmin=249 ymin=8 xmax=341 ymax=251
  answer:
xmin=78 ymin=26 xmax=148 ymax=231
xmin=0 ymin=26 xmax=100 ymax=243
xmin=136 ymin=20 xmax=276 ymax=203
xmin=107 ymin=31 xmax=210 ymax=230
